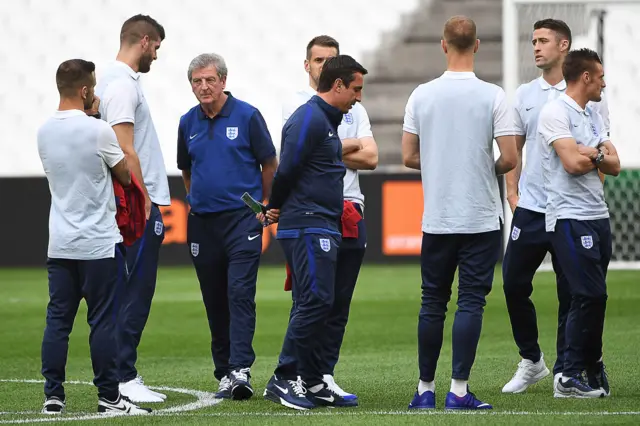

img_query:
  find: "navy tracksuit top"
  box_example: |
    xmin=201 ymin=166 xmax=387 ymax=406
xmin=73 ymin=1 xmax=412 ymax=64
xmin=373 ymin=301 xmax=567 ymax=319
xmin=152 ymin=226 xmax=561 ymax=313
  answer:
xmin=268 ymin=95 xmax=346 ymax=233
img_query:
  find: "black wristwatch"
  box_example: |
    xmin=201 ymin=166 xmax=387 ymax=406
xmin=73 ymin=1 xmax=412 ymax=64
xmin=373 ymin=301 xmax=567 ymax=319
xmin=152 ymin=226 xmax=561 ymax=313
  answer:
xmin=593 ymin=149 xmax=605 ymax=165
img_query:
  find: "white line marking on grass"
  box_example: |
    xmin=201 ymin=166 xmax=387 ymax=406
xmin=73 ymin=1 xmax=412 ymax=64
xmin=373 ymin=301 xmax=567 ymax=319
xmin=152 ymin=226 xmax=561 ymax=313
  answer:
xmin=0 ymin=379 xmax=221 ymax=424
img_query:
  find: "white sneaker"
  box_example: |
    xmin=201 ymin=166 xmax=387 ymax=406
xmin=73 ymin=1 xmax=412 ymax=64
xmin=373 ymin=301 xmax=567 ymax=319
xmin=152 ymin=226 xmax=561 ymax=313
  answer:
xmin=553 ymin=372 xmax=562 ymax=393
xmin=322 ymin=374 xmax=357 ymax=400
xmin=502 ymin=354 xmax=550 ymax=393
xmin=98 ymin=393 xmax=152 ymax=415
xmin=119 ymin=376 xmax=165 ymax=403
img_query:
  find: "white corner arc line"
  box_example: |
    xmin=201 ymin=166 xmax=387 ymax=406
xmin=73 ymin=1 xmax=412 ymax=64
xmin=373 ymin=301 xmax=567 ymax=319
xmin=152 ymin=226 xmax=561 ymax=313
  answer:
xmin=0 ymin=379 xmax=222 ymax=424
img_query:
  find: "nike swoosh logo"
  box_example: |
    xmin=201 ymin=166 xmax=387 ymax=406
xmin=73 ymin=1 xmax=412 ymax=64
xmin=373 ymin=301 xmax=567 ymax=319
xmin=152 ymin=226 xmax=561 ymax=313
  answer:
xmin=525 ymin=107 xmax=534 ymax=111
xmin=328 ymin=132 xmax=334 ymax=137
xmin=190 ymin=134 xmax=198 ymax=140
xmin=248 ymin=234 xmax=260 ymax=241
xmin=274 ymin=385 xmax=289 ymax=394
xmin=316 ymin=395 xmax=334 ymax=402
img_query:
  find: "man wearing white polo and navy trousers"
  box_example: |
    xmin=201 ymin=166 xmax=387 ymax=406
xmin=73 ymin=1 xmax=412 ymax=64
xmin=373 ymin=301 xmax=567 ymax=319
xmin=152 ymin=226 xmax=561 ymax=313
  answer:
xmin=177 ymin=53 xmax=277 ymax=400
xmin=538 ymin=48 xmax=619 ymax=398
xmin=96 ymin=14 xmax=170 ymax=403
xmin=501 ymin=19 xmax=611 ymax=395
xmin=38 ymin=59 xmax=150 ymax=415
xmin=278 ymin=35 xmax=379 ymax=402
xmin=402 ymin=16 xmax=517 ymax=410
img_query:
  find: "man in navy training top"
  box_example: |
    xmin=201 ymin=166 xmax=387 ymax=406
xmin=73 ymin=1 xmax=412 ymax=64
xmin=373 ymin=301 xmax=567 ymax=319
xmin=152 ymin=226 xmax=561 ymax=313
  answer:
xmin=259 ymin=55 xmax=368 ymax=411
xmin=177 ymin=53 xmax=277 ymax=400
xmin=278 ymin=35 xmax=379 ymax=403
xmin=38 ymin=59 xmax=149 ymax=415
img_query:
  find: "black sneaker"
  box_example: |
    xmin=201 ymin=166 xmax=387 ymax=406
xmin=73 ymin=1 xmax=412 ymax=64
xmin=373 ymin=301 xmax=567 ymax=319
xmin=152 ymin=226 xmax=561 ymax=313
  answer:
xmin=587 ymin=362 xmax=610 ymax=396
xmin=263 ymin=375 xmax=315 ymax=410
xmin=215 ymin=376 xmax=232 ymax=399
xmin=42 ymin=396 xmax=65 ymax=414
xmin=230 ymin=368 xmax=254 ymax=400
xmin=307 ymin=383 xmax=358 ymax=407
xmin=554 ymin=373 xmax=605 ymax=398
xmin=98 ymin=393 xmax=152 ymax=415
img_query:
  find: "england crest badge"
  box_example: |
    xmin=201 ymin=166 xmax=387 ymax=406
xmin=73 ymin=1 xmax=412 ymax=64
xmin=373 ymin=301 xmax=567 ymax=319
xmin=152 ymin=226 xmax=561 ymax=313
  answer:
xmin=511 ymin=226 xmax=521 ymax=241
xmin=226 ymin=127 xmax=238 ymax=140
xmin=319 ymin=238 xmax=331 ymax=252
xmin=344 ymin=112 xmax=354 ymax=125
xmin=154 ymin=221 xmax=164 ymax=236
xmin=191 ymin=243 xmax=200 ymax=257
xmin=581 ymin=235 xmax=593 ymax=249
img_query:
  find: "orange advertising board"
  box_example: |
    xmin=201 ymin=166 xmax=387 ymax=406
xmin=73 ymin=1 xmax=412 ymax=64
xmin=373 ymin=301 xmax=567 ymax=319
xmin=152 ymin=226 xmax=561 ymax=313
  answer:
xmin=382 ymin=181 xmax=423 ymax=255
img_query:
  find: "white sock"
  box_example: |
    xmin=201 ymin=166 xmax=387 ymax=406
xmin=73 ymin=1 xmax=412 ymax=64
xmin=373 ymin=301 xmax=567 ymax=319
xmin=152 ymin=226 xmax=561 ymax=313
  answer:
xmin=418 ymin=380 xmax=435 ymax=394
xmin=309 ymin=384 xmax=324 ymax=393
xmin=450 ymin=379 xmax=468 ymax=397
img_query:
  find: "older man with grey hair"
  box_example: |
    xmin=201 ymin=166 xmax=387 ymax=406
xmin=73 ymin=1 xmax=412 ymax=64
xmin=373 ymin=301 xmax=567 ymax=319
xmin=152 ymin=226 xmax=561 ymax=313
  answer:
xmin=177 ymin=53 xmax=278 ymax=400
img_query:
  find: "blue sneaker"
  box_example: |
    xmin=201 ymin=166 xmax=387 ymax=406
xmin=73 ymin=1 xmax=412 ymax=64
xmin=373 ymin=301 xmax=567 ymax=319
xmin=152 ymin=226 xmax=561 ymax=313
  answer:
xmin=408 ymin=390 xmax=435 ymax=409
xmin=555 ymin=373 xmax=605 ymax=398
xmin=230 ymin=368 xmax=254 ymax=400
xmin=445 ymin=390 xmax=492 ymax=410
xmin=307 ymin=383 xmax=358 ymax=407
xmin=323 ymin=375 xmax=358 ymax=402
xmin=215 ymin=376 xmax=232 ymax=399
xmin=263 ymin=375 xmax=315 ymax=410
xmin=587 ymin=362 xmax=610 ymax=397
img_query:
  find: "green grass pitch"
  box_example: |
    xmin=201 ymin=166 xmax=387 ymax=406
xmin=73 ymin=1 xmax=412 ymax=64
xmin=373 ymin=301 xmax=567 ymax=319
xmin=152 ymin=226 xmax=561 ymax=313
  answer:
xmin=0 ymin=265 xmax=639 ymax=425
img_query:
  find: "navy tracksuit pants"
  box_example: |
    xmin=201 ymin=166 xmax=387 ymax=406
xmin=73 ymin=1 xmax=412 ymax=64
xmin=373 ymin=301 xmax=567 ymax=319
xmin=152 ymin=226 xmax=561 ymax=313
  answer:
xmin=117 ymin=204 xmax=164 ymax=382
xmin=187 ymin=208 xmax=262 ymax=380
xmin=276 ymin=215 xmax=366 ymax=379
xmin=41 ymin=245 xmax=125 ymax=401
xmin=550 ymin=219 xmax=611 ymax=376
xmin=418 ymin=231 xmax=501 ymax=382
xmin=274 ymin=228 xmax=342 ymax=387
xmin=502 ymin=207 xmax=571 ymax=375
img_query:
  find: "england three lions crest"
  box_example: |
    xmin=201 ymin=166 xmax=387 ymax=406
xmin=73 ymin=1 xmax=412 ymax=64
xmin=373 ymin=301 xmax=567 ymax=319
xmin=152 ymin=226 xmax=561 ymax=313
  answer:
xmin=190 ymin=243 xmax=200 ymax=257
xmin=581 ymin=235 xmax=593 ymax=249
xmin=343 ymin=113 xmax=354 ymax=125
xmin=319 ymin=238 xmax=331 ymax=252
xmin=226 ymin=127 xmax=238 ymax=140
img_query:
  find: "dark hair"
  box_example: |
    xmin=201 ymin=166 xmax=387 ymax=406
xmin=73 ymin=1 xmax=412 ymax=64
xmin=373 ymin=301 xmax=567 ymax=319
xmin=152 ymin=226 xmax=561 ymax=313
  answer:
xmin=55 ymin=59 xmax=95 ymax=96
xmin=534 ymin=18 xmax=572 ymax=49
xmin=563 ymin=48 xmax=602 ymax=82
xmin=317 ymin=55 xmax=368 ymax=93
xmin=443 ymin=16 xmax=476 ymax=51
xmin=306 ymin=35 xmax=340 ymax=60
xmin=120 ymin=14 xmax=165 ymax=45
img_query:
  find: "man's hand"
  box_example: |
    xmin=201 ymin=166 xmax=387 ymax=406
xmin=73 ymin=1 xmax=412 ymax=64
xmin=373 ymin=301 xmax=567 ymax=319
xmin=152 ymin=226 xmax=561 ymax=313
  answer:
xmin=144 ymin=195 xmax=151 ymax=220
xmin=256 ymin=209 xmax=280 ymax=226
xmin=84 ymin=96 xmax=100 ymax=117
xmin=577 ymin=144 xmax=599 ymax=160
xmin=507 ymin=194 xmax=519 ymax=214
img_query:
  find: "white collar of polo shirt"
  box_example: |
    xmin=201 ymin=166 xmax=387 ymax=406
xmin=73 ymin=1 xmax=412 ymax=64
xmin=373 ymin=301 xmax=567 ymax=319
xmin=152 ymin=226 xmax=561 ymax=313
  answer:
xmin=113 ymin=60 xmax=140 ymax=80
xmin=304 ymin=85 xmax=317 ymax=96
xmin=53 ymin=110 xmax=86 ymax=119
xmin=538 ymin=76 xmax=566 ymax=91
xmin=441 ymin=71 xmax=476 ymax=79
xmin=560 ymin=93 xmax=590 ymax=116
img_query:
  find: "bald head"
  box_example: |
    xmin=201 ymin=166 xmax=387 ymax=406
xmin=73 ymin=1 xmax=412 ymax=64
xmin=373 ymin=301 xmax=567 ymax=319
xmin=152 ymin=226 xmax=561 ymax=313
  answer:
xmin=443 ymin=16 xmax=477 ymax=51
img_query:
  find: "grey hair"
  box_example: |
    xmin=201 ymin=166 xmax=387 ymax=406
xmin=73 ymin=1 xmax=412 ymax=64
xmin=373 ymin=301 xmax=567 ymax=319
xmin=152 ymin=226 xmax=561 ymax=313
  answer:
xmin=187 ymin=53 xmax=228 ymax=81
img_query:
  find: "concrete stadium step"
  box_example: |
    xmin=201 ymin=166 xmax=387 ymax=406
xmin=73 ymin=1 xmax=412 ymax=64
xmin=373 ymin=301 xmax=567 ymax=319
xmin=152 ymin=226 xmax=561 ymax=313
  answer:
xmin=369 ymin=41 xmax=502 ymax=82
xmin=405 ymin=0 xmax=503 ymax=42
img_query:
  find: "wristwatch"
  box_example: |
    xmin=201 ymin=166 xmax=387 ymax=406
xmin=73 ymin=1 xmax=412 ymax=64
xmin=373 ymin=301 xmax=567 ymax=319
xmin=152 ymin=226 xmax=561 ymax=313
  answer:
xmin=593 ymin=149 xmax=605 ymax=165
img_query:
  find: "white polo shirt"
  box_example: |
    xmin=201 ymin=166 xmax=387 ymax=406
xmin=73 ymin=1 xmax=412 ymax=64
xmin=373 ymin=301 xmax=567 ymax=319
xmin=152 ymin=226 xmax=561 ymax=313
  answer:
xmin=96 ymin=61 xmax=170 ymax=206
xmin=514 ymin=77 xmax=610 ymax=213
xmin=403 ymin=71 xmax=516 ymax=234
xmin=538 ymin=94 xmax=610 ymax=232
xmin=282 ymin=85 xmax=373 ymax=207
xmin=37 ymin=110 xmax=124 ymax=260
